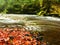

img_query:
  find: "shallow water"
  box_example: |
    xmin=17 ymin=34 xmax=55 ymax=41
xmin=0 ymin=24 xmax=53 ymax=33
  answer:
xmin=0 ymin=14 xmax=60 ymax=45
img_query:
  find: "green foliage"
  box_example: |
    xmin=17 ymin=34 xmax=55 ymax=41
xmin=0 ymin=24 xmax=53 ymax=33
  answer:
xmin=0 ymin=0 xmax=60 ymax=17
xmin=37 ymin=0 xmax=60 ymax=17
xmin=0 ymin=0 xmax=40 ymax=14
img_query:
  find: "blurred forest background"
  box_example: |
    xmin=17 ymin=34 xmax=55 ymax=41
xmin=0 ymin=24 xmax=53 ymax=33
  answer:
xmin=0 ymin=0 xmax=60 ymax=17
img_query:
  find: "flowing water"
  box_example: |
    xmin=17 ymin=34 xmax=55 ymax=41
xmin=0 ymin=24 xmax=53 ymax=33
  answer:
xmin=0 ymin=14 xmax=60 ymax=45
